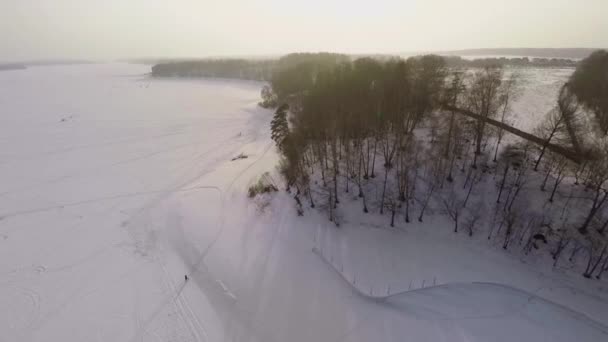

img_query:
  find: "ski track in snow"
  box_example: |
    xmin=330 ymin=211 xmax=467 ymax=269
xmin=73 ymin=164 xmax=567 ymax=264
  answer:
xmin=128 ymin=139 xmax=273 ymax=341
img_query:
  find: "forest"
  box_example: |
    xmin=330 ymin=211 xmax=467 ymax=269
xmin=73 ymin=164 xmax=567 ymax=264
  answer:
xmin=0 ymin=63 xmax=26 ymax=71
xmin=150 ymin=53 xmax=576 ymax=81
xmin=266 ymin=50 xmax=608 ymax=279
xmin=150 ymin=53 xmax=350 ymax=81
xmin=443 ymin=56 xmax=577 ymax=68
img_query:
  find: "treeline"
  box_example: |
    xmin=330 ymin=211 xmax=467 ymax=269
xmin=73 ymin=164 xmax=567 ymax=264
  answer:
xmin=444 ymin=56 xmax=577 ymax=68
xmin=149 ymin=53 xmax=577 ymax=84
xmin=150 ymin=52 xmax=350 ymax=82
xmin=0 ymin=63 xmax=26 ymax=71
xmin=443 ymin=48 xmax=598 ymax=60
xmin=268 ymin=50 xmax=608 ymax=279
xmin=151 ymin=59 xmax=275 ymax=80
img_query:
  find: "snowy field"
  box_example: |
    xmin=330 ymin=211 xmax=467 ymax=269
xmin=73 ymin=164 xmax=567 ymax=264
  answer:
xmin=1 ymin=64 xmax=607 ymax=342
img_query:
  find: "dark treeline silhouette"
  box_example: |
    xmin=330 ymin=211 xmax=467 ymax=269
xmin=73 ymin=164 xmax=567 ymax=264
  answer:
xmin=150 ymin=52 xmax=350 ymax=82
xmin=151 ymin=59 xmax=276 ymax=80
xmin=444 ymin=56 xmax=577 ymax=68
xmin=149 ymin=53 xmax=577 ymax=84
xmin=267 ymin=51 xmax=608 ymax=279
xmin=0 ymin=63 xmax=26 ymax=71
xmin=441 ymin=48 xmax=599 ymax=60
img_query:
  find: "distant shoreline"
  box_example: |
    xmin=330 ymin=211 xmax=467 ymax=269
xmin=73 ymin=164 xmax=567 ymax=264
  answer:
xmin=438 ymin=48 xmax=600 ymax=60
xmin=0 ymin=63 xmax=26 ymax=71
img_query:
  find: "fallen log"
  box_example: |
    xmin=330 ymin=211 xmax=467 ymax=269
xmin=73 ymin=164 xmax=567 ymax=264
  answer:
xmin=443 ymin=104 xmax=595 ymax=164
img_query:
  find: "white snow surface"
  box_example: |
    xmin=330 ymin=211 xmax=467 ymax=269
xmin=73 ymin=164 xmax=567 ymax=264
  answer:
xmin=1 ymin=64 xmax=607 ymax=342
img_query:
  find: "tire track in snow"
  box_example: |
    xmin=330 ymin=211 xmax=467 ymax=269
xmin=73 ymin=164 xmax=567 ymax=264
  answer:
xmin=0 ymin=185 xmax=229 ymax=221
xmin=0 ymin=133 xmax=238 ymax=199
xmin=3 ymin=131 xmax=184 ymax=162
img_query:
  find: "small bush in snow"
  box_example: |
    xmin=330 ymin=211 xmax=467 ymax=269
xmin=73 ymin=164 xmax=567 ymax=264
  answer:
xmin=248 ymin=172 xmax=278 ymax=198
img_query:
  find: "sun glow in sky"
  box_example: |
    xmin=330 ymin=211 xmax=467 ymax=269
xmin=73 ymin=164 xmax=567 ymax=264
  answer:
xmin=1 ymin=0 xmax=606 ymax=61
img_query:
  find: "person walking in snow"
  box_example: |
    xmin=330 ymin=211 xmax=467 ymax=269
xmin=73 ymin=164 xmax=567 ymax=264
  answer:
xmin=185 ymin=274 xmax=189 ymax=282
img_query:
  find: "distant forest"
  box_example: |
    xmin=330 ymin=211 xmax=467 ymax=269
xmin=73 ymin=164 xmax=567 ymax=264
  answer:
xmin=443 ymin=56 xmax=577 ymax=68
xmin=151 ymin=53 xmax=349 ymax=81
xmin=150 ymin=53 xmax=578 ymax=81
xmin=0 ymin=63 xmax=26 ymax=71
xmin=440 ymin=48 xmax=600 ymax=59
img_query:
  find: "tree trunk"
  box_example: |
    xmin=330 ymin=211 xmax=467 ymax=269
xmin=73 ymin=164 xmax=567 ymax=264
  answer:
xmin=540 ymin=164 xmax=552 ymax=191
xmin=331 ymin=141 xmax=339 ymax=207
xmin=364 ymin=138 xmax=371 ymax=178
xmin=445 ymin=111 xmax=456 ymax=159
xmin=328 ymin=192 xmax=334 ymax=222
xmin=598 ymin=218 xmax=608 ymax=235
xmin=308 ymin=189 xmax=315 ymax=208
xmin=584 ymin=243 xmax=607 ymax=278
xmin=380 ymin=166 xmax=389 ymax=214
xmin=463 ymin=174 xmax=476 ymax=208
xmin=579 ymin=191 xmax=608 ymax=234
xmin=549 ymin=176 xmax=561 ymax=202
xmin=418 ymin=187 xmax=434 ymax=223
xmin=358 ymin=146 xmax=363 ymax=198
xmin=534 ymin=144 xmax=549 ymax=171
xmin=493 ymin=133 xmax=503 ymax=163
xmin=370 ymin=139 xmax=377 ymax=178
xmin=596 ymin=255 xmax=608 ymax=279
xmin=475 ymin=121 xmax=483 ymax=156
xmin=552 ymin=237 xmax=570 ymax=267
xmin=404 ymin=173 xmax=411 ymax=223
xmin=497 ymin=165 xmax=509 ymax=203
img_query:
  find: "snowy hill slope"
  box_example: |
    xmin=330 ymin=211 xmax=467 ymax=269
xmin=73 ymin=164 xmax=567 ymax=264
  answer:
xmin=0 ymin=64 xmax=606 ymax=342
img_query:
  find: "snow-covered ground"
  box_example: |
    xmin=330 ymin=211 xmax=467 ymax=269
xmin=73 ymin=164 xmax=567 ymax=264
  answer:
xmin=1 ymin=64 xmax=606 ymax=342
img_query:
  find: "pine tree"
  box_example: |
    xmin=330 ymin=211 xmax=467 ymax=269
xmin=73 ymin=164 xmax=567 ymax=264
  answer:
xmin=270 ymin=104 xmax=290 ymax=151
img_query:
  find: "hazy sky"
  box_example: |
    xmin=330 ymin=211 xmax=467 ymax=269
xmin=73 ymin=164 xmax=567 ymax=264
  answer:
xmin=1 ymin=0 xmax=607 ymax=61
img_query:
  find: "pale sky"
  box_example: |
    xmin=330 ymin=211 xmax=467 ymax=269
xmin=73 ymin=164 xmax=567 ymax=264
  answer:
xmin=0 ymin=0 xmax=607 ymax=61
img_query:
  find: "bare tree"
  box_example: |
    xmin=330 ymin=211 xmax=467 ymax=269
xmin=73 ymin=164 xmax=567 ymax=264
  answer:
xmin=442 ymin=190 xmax=464 ymax=232
xmin=551 ymin=225 xmax=572 ymax=267
xmin=463 ymin=204 xmax=484 ymax=237
xmin=417 ymin=148 xmax=442 ymax=222
xmin=596 ymin=253 xmax=608 ymax=279
xmin=465 ymin=66 xmax=508 ymax=168
xmin=578 ymin=157 xmax=608 ymax=234
xmin=493 ymin=72 xmax=520 ymax=162
xmin=533 ymin=85 xmax=581 ymax=171
xmin=583 ymin=238 xmax=608 ymax=278
xmin=548 ymin=155 xmax=570 ymax=203
xmin=443 ymin=71 xmax=466 ymax=159
xmin=502 ymin=207 xmax=521 ymax=250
